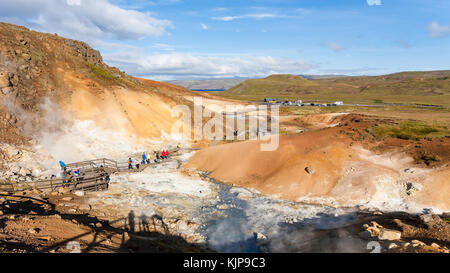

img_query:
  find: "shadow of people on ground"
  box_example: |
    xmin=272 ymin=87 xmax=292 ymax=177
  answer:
xmin=139 ymin=213 xmax=149 ymax=233
xmin=128 ymin=210 xmax=135 ymax=233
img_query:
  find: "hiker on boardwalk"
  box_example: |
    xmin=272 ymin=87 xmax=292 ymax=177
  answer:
xmin=155 ymin=152 xmax=160 ymax=163
xmin=161 ymin=150 xmax=166 ymax=160
xmin=142 ymin=153 xmax=147 ymax=164
xmin=128 ymin=158 xmax=133 ymax=169
xmin=165 ymin=150 xmax=170 ymax=159
xmin=59 ymin=161 xmax=66 ymax=172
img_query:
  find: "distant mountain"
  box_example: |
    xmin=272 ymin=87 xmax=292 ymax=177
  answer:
xmin=219 ymin=71 xmax=450 ymax=106
xmin=168 ymin=78 xmax=247 ymax=90
xmin=299 ymin=74 xmax=350 ymax=80
xmin=224 ymin=74 xmax=317 ymax=96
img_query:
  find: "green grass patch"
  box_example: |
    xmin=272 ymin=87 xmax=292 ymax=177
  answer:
xmin=89 ymin=63 xmax=114 ymax=79
xmin=368 ymin=121 xmax=448 ymax=140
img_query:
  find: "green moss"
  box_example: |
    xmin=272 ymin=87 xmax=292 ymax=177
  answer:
xmin=89 ymin=63 xmax=114 ymax=79
xmin=368 ymin=121 xmax=448 ymax=140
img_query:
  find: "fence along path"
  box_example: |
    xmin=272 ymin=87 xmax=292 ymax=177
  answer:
xmin=0 ymin=149 xmax=180 ymax=194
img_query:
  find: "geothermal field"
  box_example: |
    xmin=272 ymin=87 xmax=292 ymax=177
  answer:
xmin=0 ymin=20 xmax=449 ymax=255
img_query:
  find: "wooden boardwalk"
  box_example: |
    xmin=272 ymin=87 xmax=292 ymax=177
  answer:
xmin=0 ymin=149 xmax=180 ymax=194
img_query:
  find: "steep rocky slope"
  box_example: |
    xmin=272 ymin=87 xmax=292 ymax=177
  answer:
xmin=0 ymin=22 xmax=196 ymax=173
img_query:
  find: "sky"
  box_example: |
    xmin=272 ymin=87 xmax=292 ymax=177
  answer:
xmin=0 ymin=0 xmax=449 ymax=80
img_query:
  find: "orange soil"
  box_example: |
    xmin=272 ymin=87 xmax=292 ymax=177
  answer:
xmin=185 ymin=127 xmax=351 ymax=200
xmin=185 ymin=114 xmax=450 ymax=211
xmin=57 ymin=71 xmax=183 ymax=142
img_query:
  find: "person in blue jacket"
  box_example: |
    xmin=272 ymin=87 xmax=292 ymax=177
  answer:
xmin=142 ymin=153 xmax=147 ymax=164
xmin=128 ymin=158 xmax=133 ymax=169
xmin=59 ymin=161 xmax=66 ymax=170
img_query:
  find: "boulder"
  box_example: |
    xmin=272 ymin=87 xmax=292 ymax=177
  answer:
xmin=58 ymin=187 xmax=71 ymax=194
xmin=31 ymin=168 xmax=42 ymax=178
xmin=255 ymin=232 xmax=267 ymax=241
xmin=28 ymin=228 xmax=40 ymax=234
xmin=10 ymin=165 xmax=20 ymax=174
xmin=9 ymin=74 xmax=19 ymax=86
xmin=61 ymin=197 xmax=73 ymax=201
xmin=411 ymin=240 xmax=425 ymax=247
xmin=74 ymin=191 xmax=85 ymax=197
xmin=419 ymin=213 xmax=443 ymax=225
xmin=22 ymin=53 xmax=32 ymax=61
xmin=1 ymin=87 xmax=13 ymax=95
xmin=217 ymin=204 xmax=229 ymax=210
xmin=0 ymin=72 xmax=11 ymax=88
xmin=367 ymin=226 xmax=381 ymax=237
xmin=304 ymin=167 xmax=314 ymax=174
xmin=420 ymin=213 xmax=434 ymax=223
xmin=430 ymin=243 xmax=440 ymax=249
xmin=388 ymin=243 xmax=399 ymax=249
xmin=78 ymin=204 xmax=91 ymax=211
xmin=406 ymin=182 xmax=423 ymax=196
xmin=378 ymin=229 xmax=401 ymax=241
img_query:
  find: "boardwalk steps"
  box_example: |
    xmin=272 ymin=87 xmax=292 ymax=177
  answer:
xmin=0 ymin=149 xmax=180 ymax=194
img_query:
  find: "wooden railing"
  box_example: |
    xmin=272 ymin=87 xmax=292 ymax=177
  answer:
xmin=0 ymin=148 xmax=181 ymax=194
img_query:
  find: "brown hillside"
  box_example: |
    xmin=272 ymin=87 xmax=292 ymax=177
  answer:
xmin=0 ymin=22 xmax=194 ymax=147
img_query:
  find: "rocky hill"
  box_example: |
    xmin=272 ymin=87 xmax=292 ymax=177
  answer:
xmin=168 ymin=78 xmax=246 ymax=90
xmin=0 ymin=22 xmax=196 ymax=171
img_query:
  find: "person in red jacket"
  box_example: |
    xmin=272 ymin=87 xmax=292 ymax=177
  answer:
xmin=161 ymin=150 xmax=166 ymax=159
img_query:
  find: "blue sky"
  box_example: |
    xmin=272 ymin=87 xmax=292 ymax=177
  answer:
xmin=1 ymin=0 xmax=450 ymax=80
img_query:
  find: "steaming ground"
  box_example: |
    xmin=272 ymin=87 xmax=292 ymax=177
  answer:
xmin=85 ymin=151 xmax=363 ymax=253
xmin=2 ymin=115 xmax=184 ymax=180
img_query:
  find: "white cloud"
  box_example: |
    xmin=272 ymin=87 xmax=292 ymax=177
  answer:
xmin=366 ymin=0 xmax=381 ymax=6
xmin=151 ymin=43 xmax=175 ymax=51
xmin=104 ymin=51 xmax=313 ymax=80
xmin=326 ymin=41 xmax=345 ymax=52
xmin=66 ymin=0 xmax=81 ymax=6
xmin=212 ymin=13 xmax=282 ymax=21
xmin=211 ymin=7 xmax=229 ymax=12
xmin=0 ymin=0 xmax=172 ymax=41
xmin=201 ymin=23 xmax=208 ymax=30
xmin=428 ymin=21 xmax=450 ymax=38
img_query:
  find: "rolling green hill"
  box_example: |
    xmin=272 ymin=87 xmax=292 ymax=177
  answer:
xmin=219 ymin=71 xmax=450 ymax=106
